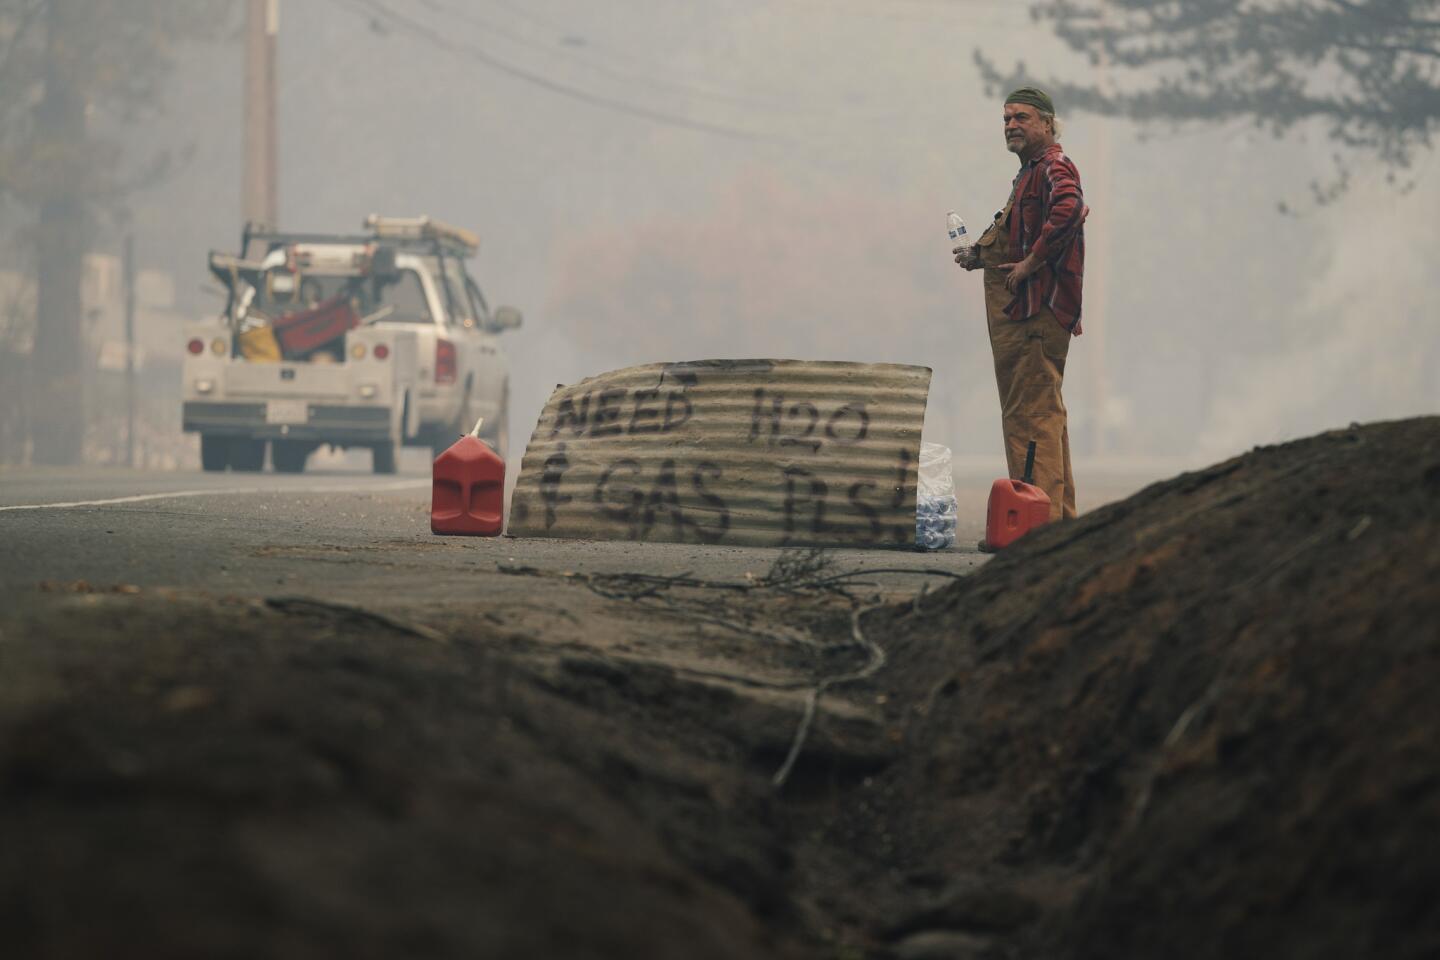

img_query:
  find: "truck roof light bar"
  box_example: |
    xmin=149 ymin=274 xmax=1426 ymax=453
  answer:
xmin=363 ymin=214 xmax=480 ymax=254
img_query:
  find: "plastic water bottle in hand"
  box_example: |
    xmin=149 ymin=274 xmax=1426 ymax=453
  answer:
xmin=949 ymin=211 xmax=977 ymax=269
xmin=947 ymin=211 xmax=970 ymax=251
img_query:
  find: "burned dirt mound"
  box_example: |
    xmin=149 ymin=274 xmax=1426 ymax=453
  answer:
xmin=851 ymin=417 xmax=1440 ymax=959
xmin=0 ymin=600 xmax=814 ymax=960
xmin=2 ymin=418 xmax=1436 ymax=960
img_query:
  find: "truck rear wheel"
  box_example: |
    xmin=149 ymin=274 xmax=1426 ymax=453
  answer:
xmin=200 ymin=434 xmax=229 ymax=472
xmin=229 ymin=438 xmax=266 ymax=472
xmin=372 ymin=442 xmax=397 ymax=474
xmin=272 ymin=440 xmax=311 ymax=474
xmin=432 ymin=382 xmax=475 ymax=460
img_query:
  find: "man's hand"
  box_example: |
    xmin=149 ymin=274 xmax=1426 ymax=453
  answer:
xmin=996 ymin=254 xmax=1039 ymax=292
xmin=953 ymin=245 xmax=982 ymax=271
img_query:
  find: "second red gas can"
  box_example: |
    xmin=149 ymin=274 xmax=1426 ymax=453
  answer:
xmin=984 ymin=441 xmax=1052 ymax=550
xmin=431 ymin=420 xmax=505 ymax=536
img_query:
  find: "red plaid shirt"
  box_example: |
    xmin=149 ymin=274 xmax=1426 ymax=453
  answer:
xmin=1006 ymin=143 xmax=1087 ymax=334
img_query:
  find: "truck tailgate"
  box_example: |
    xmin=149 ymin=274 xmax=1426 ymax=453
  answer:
xmin=225 ymin=362 xmax=351 ymax=400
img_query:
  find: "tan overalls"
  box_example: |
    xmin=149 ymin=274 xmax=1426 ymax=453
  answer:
xmin=975 ymin=203 xmax=1077 ymax=522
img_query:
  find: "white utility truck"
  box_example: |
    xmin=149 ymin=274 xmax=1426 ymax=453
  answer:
xmin=183 ymin=215 xmax=521 ymax=473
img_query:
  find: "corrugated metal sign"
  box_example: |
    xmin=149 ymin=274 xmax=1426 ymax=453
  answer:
xmin=509 ymin=359 xmax=931 ymax=547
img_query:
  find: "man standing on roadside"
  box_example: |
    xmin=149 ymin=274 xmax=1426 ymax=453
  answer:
xmin=956 ymin=86 xmax=1087 ymax=530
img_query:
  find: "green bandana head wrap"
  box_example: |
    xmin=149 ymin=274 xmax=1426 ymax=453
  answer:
xmin=1004 ymin=86 xmax=1056 ymax=116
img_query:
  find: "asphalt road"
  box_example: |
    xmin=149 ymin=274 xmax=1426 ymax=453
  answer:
xmin=0 ymin=465 xmax=987 ymax=616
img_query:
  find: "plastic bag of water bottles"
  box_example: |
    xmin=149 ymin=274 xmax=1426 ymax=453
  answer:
xmin=916 ymin=441 xmax=958 ymax=551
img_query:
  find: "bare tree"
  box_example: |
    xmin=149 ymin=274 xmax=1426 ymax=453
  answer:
xmin=0 ymin=0 xmax=228 ymax=465
xmin=976 ymin=0 xmax=1440 ymax=197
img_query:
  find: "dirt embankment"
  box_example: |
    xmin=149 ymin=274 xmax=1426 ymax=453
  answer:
xmin=831 ymin=416 xmax=1440 ymax=958
xmin=1 ymin=417 xmax=1437 ymax=959
xmin=0 ymin=595 xmax=823 ymax=959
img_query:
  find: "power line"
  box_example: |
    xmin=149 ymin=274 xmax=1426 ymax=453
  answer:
xmin=423 ymin=0 xmax=812 ymax=113
xmin=779 ymin=0 xmax=1029 ymax=27
xmin=331 ymin=0 xmax=785 ymax=143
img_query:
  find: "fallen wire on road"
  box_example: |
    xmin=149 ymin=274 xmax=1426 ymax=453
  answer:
xmin=497 ymin=549 xmax=971 ymax=790
xmin=771 ymin=598 xmax=888 ymax=791
xmin=496 ymin=549 xmax=966 ymax=601
xmin=758 ymin=547 xmax=839 ymax=593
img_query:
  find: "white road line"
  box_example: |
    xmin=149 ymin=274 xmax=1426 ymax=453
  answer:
xmin=0 ymin=479 xmax=429 ymax=513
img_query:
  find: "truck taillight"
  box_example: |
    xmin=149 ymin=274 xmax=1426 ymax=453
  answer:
xmin=187 ymin=338 xmax=205 ymax=355
xmin=373 ymin=343 xmax=390 ymax=360
xmin=435 ymin=338 xmax=456 ymax=384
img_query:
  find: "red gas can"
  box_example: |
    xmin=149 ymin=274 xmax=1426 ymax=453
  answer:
xmin=431 ymin=420 xmax=505 ymax=536
xmin=984 ymin=441 xmax=1052 ymax=550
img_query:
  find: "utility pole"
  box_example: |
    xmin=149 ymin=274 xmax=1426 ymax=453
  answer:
xmin=243 ymin=0 xmax=278 ymax=228
xmin=123 ymin=234 xmax=136 ymax=468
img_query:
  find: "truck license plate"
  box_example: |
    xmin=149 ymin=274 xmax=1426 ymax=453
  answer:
xmin=266 ymin=400 xmax=309 ymax=425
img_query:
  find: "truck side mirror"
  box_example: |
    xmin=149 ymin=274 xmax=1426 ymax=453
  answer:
xmin=492 ymin=306 xmax=523 ymax=330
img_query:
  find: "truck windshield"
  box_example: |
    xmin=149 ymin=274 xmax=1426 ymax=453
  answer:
xmin=249 ymin=268 xmax=433 ymax=324
xmin=255 ymin=272 xmax=356 ymax=314
xmin=373 ymin=269 xmax=433 ymax=324
xmin=438 ymin=257 xmax=476 ymax=326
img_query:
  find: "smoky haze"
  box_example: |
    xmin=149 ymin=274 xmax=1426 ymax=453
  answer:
xmin=15 ymin=0 xmax=1440 ymax=487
